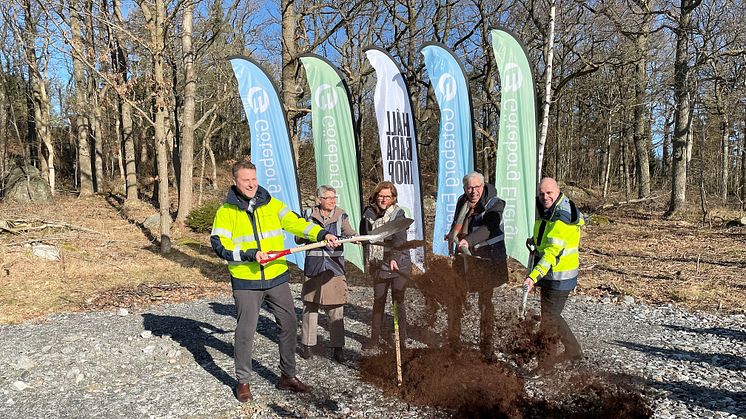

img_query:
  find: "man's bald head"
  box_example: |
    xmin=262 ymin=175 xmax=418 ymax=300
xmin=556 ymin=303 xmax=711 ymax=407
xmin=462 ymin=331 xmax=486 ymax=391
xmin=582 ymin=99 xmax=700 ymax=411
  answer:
xmin=538 ymin=177 xmax=561 ymax=209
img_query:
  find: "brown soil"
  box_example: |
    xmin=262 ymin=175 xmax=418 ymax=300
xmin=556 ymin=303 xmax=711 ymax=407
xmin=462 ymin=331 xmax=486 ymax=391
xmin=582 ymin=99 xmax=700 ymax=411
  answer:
xmin=362 ymin=257 xmax=652 ymax=417
xmin=361 ymin=347 xmax=526 ymax=417
xmin=360 ymin=345 xmax=651 ymax=418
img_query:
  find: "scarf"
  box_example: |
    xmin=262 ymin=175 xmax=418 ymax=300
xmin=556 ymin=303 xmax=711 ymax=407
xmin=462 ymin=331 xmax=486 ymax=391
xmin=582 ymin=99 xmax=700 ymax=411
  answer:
xmin=368 ymin=204 xmax=399 ymax=263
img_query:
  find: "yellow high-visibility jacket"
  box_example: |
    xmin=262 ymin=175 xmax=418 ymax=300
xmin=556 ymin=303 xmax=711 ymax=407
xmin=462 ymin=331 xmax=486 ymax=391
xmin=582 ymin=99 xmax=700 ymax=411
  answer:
xmin=528 ymin=193 xmax=585 ymax=290
xmin=210 ymin=186 xmax=326 ymax=290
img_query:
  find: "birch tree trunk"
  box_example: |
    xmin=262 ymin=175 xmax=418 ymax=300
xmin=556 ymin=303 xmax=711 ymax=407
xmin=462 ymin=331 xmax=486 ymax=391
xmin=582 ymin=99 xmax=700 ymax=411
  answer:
xmin=602 ymin=115 xmax=613 ymax=198
xmin=537 ymin=0 xmax=556 ymax=179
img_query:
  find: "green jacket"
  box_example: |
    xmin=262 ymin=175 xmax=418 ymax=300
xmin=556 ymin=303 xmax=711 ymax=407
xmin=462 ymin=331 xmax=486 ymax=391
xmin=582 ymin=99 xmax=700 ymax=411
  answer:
xmin=528 ymin=193 xmax=585 ymax=290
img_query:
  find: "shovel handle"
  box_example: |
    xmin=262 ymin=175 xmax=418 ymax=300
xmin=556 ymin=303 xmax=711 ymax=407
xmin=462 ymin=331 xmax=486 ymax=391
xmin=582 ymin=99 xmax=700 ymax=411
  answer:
xmin=393 ymin=301 xmax=403 ymax=387
xmin=519 ymin=284 xmax=529 ymax=319
xmin=260 ymin=249 xmax=292 ymax=264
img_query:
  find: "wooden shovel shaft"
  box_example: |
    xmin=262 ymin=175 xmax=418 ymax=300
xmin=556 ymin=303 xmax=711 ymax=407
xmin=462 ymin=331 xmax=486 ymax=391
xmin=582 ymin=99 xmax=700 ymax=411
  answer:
xmin=260 ymin=235 xmax=374 ymax=264
xmin=259 ymin=217 xmax=414 ymax=264
xmin=393 ymin=301 xmax=403 ymax=387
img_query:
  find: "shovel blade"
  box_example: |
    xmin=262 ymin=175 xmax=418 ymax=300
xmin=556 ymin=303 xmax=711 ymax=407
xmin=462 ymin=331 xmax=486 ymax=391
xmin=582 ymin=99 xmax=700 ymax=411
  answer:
xmin=368 ymin=217 xmax=414 ymax=239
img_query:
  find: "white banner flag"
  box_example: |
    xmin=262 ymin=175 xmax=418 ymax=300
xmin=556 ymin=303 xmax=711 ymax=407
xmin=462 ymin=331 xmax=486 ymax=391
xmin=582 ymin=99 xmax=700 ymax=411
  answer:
xmin=365 ymin=47 xmax=425 ymax=271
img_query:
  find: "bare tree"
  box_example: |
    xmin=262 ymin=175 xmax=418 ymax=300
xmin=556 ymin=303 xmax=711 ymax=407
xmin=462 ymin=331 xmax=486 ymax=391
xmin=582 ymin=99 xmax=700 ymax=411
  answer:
xmin=667 ymin=0 xmax=702 ymax=217
xmin=70 ymin=1 xmax=95 ymax=196
xmin=6 ymin=0 xmax=57 ymax=193
xmin=138 ymin=0 xmax=172 ymax=253
xmin=175 ymin=0 xmax=195 ymax=224
xmin=105 ymin=0 xmax=138 ymax=200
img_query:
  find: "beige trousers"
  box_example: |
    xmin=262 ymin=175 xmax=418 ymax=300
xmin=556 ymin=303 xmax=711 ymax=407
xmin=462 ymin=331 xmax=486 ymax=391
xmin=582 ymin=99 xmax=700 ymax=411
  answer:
xmin=301 ymin=303 xmax=344 ymax=347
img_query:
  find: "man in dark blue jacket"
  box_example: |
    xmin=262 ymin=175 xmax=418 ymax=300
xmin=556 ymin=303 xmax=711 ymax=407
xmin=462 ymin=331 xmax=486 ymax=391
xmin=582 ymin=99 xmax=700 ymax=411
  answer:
xmin=446 ymin=172 xmax=508 ymax=360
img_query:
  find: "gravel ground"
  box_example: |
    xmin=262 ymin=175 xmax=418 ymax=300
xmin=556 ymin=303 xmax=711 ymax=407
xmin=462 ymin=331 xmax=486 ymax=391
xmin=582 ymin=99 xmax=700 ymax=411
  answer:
xmin=1 ymin=283 xmax=744 ymax=418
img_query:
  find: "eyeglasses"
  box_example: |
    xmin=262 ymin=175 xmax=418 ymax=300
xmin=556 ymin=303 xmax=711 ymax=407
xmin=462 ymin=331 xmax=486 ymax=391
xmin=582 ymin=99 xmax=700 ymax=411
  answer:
xmin=377 ymin=195 xmax=393 ymax=200
xmin=319 ymin=196 xmax=337 ymax=200
xmin=466 ymin=185 xmax=483 ymax=192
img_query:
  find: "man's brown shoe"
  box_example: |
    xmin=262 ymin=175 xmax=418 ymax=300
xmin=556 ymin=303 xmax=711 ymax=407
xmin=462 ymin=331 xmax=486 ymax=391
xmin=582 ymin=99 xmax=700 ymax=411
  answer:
xmin=276 ymin=375 xmax=311 ymax=393
xmin=236 ymin=383 xmax=252 ymax=403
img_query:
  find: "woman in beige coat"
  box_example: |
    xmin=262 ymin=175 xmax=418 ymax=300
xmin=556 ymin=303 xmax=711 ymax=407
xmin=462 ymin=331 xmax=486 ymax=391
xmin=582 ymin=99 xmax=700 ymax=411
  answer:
xmin=297 ymin=185 xmax=356 ymax=362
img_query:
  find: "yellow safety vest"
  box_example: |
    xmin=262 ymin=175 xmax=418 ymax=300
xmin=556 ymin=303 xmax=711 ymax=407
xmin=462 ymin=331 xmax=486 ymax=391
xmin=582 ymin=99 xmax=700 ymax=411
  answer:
xmin=528 ymin=193 xmax=584 ymax=290
xmin=211 ymin=188 xmax=323 ymax=289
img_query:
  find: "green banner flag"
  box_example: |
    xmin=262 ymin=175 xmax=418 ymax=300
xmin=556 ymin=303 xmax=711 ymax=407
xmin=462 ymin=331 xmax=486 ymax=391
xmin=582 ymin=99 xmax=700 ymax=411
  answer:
xmin=300 ymin=54 xmax=364 ymax=271
xmin=490 ymin=28 xmax=537 ymax=268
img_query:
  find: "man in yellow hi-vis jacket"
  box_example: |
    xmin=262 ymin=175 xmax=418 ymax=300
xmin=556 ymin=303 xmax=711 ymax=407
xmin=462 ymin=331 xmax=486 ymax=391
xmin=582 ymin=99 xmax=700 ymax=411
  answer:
xmin=211 ymin=160 xmax=340 ymax=403
xmin=524 ymin=177 xmax=585 ymax=369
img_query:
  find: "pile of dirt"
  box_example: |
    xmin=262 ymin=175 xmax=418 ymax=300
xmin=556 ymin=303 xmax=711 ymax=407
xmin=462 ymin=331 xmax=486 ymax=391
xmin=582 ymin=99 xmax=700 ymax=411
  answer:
xmin=524 ymin=372 xmax=653 ymax=419
xmin=362 ymin=254 xmax=652 ymax=418
xmin=360 ymin=345 xmax=651 ymax=418
xmin=361 ymin=347 xmax=526 ymax=417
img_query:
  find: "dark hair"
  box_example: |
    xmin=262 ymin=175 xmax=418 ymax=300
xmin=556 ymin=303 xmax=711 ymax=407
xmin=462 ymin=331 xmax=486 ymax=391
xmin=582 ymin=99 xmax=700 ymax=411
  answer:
xmin=367 ymin=181 xmax=398 ymax=210
xmin=231 ymin=159 xmax=256 ymax=179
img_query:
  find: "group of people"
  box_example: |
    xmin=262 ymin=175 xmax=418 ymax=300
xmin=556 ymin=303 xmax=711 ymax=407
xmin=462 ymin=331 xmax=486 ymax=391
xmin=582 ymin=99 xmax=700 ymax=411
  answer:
xmin=210 ymin=159 xmax=585 ymax=402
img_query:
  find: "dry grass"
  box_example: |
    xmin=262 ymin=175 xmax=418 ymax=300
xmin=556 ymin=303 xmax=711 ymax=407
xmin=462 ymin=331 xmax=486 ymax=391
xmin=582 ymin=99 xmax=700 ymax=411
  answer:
xmin=0 ymin=194 xmax=231 ymax=324
xmin=1 ymin=184 xmax=744 ymax=324
xmin=572 ymin=187 xmax=746 ymax=314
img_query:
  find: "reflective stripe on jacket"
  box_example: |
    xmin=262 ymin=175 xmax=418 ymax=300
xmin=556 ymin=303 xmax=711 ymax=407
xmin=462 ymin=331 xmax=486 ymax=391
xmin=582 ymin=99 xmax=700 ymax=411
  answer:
xmin=210 ymin=185 xmax=326 ymax=290
xmin=529 ymin=193 xmax=585 ymax=290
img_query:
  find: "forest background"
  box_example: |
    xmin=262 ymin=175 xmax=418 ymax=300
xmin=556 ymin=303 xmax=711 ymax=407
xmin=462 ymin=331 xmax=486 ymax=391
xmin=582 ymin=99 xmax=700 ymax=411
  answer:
xmin=0 ymin=0 xmax=745 ymax=322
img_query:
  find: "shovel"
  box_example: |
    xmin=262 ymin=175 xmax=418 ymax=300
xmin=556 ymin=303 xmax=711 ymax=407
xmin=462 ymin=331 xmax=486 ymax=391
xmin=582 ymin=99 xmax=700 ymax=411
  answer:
xmin=519 ymin=241 xmax=536 ymax=320
xmin=518 ymin=284 xmax=529 ymax=320
xmin=393 ymin=300 xmax=403 ymax=387
xmin=259 ymin=217 xmax=414 ymax=264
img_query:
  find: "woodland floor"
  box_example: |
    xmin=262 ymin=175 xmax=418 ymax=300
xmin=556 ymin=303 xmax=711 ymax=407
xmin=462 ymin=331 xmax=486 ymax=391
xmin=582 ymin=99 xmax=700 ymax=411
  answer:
xmin=0 ymin=183 xmax=744 ymax=324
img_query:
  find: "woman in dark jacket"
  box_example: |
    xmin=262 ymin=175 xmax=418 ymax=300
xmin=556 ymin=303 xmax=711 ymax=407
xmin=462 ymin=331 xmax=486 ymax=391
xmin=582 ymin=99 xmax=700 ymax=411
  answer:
xmin=360 ymin=181 xmax=411 ymax=350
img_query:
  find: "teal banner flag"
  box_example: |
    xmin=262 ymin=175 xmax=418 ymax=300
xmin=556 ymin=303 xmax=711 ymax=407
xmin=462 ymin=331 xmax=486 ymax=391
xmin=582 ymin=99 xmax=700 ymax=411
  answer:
xmin=299 ymin=54 xmax=364 ymax=271
xmin=229 ymin=56 xmax=305 ymax=269
xmin=421 ymin=43 xmax=475 ymax=257
xmin=490 ymin=28 xmax=537 ymax=267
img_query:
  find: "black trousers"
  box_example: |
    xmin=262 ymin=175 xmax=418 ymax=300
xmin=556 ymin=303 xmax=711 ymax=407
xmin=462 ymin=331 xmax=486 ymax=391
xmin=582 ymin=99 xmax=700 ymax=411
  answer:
xmin=371 ymin=274 xmax=407 ymax=343
xmin=447 ymin=256 xmax=505 ymax=350
xmin=540 ymin=287 xmax=582 ymax=356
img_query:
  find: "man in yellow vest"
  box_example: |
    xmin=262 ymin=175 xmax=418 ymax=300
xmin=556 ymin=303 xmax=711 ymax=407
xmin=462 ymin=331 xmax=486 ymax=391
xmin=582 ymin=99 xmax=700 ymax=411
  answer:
xmin=524 ymin=177 xmax=585 ymax=370
xmin=211 ymin=160 xmax=340 ymax=403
